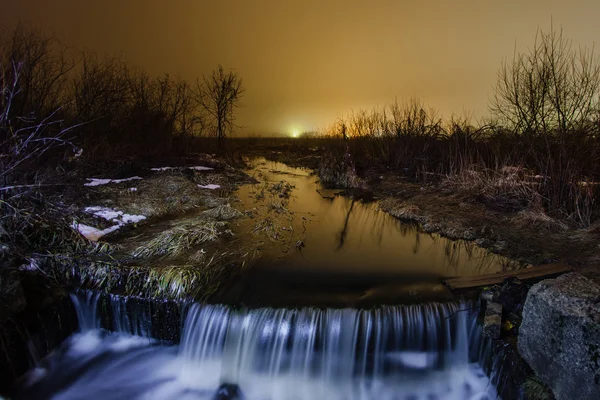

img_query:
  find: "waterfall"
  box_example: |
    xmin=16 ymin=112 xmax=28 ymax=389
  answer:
xmin=69 ymin=291 xmax=182 ymax=341
xmin=178 ymin=302 xmax=498 ymax=400
xmin=22 ymin=295 xmax=499 ymax=400
xmin=70 ymin=291 xmax=102 ymax=331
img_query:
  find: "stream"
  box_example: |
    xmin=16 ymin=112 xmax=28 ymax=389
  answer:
xmin=12 ymin=158 xmax=513 ymax=399
xmin=223 ymin=158 xmax=518 ymax=307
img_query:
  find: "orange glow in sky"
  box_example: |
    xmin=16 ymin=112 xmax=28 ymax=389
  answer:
xmin=2 ymin=0 xmax=599 ymax=135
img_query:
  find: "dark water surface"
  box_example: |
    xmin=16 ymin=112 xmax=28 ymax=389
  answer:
xmin=223 ymin=159 xmax=519 ymax=307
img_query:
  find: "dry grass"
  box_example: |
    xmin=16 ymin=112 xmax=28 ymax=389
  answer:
xmin=513 ymin=209 xmax=569 ymax=231
xmin=94 ymin=175 xmax=209 ymax=219
xmin=270 ymin=181 xmax=294 ymax=198
xmin=268 ymin=200 xmax=289 ymax=214
xmin=318 ymin=152 xmax=366 ymax=189
xmin=131 ymin=218 xmax=227 ymax=259
xmin=48 ymin=245 xmax=260 ymax=301
xmin=138 ymin=248 xmax=260 ymax=300
xmin=201 ymin=204 xmax=243 ymax=220
xmin=252 ymin=215 xmax=296 ymax=242
xmin=143 ymin=265 xmax=217 ymax=300
xmin=0 ymin=194 xmax=121 ymax=271
xmin=379 ymin=199 xmax=424 ymax=223
xmin=441 ymin=168 xmax=538 ymax=204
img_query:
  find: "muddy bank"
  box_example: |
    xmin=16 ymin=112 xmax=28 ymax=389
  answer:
xmin=372 ymin=176 xmax=600 ymax=273
xmin=34 ymin=154 xmax=523 ymax=307
xmin=14 ymin=150 xmax=566 ymax=308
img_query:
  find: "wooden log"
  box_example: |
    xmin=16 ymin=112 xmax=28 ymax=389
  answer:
xmin=443 ymin=263 xmax=572 ymax=291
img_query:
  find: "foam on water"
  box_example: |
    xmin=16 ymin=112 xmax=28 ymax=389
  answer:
xmin=15 ymin=294 xmax=500 ymax=400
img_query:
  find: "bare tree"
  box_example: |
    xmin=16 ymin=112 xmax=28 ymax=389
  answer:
xmin=1 ymin=25 xmax=80 ymax=187
xmin=0 ymin=24 xmax=75 ymax=120
xmin=197 ymin=65 xmax=244 ymax=150
xmin=491 ymin=24 xmax=600 ymax=134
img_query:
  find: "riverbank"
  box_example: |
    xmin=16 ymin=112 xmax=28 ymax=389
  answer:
xmin=235 ymin=138 xmax=600 ymax=280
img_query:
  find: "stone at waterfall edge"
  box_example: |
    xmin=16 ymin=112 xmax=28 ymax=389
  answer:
xmin=518 ymin=272 xmax=600 ymax=400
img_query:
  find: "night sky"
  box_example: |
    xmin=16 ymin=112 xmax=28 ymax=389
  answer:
xmin=2 ymin=0 xmax=598 ymax=135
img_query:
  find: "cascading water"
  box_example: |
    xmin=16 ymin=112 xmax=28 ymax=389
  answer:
xmin=179 ymin=303 xmax=497 ymax=400
xmin=15 ymin=293 xmax=500 ymax=400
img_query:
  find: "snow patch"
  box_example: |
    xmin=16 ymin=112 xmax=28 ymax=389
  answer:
xmin=121 ymin=214 xmax=146 ymax=224
xmin=151 ymin=166 xmax=213 ymax=172
xmin=85 ymin=206 xmax=123 ymax=221
xmin=73 ymin=206 xmax=147 ymax=241
xmin=72 ymin=221 xmax=122 ymax=242
xmin=19 ymin=258 xmax=40 ymax=272
xmin=84 ymin=176 xmax=142 ymax=187
xmin=197 ymin=184 xmax=221 ymax=190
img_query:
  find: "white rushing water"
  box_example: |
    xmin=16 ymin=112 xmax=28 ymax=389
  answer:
xmin=16 ymin=293 xmax=499 ymax=400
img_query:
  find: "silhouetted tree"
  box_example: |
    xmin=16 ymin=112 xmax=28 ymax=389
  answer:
xmin=1 ymin=25 xmax=78 ymax=185
xmin=490 ymin=23 xmax=600 ymax=134
xmin=197 ymin=65 xmax=244 ymax=150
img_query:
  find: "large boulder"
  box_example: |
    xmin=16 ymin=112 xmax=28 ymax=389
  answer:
xmin=519 ymin=272 xmax=600 ymax=400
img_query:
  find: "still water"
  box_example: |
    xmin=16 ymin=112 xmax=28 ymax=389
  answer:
xmin=224 ymin=159 xmax=519 ymax=307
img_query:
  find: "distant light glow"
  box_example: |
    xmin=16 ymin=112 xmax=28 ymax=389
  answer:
xmin=291 ymin=130 xmax=300 ymax=138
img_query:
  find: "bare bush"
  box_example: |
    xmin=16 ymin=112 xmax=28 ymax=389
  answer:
xmin=490 ymin=23 xmax=600 ymax=134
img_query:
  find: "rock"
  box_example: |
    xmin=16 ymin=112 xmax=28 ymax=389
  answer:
xmin=496 ymin=277 xmax=528 ymax=317
xmin=483 ymin=301 xmax=503 ymax=338
xmin=213 ymin=383 xmax=244 ymax=400
xmin=522 ymin=377 xmax=555 ymax=400
xmin=519 ymin=273 xmax=600 ymax=400
xmin=487 ymin=301 xmax=502 ymax=315
xmin=480 ymin=287 xmax=495 ymax=303
xmin=480 ymin=278 xmax=528 ymax=335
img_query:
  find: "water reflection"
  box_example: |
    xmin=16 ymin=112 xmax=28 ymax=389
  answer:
xmin=235 ymin=158 xmax=520 ymax=278
xmin=218 ymin=158 xmax=523 ymax=307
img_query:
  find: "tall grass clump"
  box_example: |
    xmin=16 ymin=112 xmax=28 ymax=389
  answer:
xmin=131 ymin=218 xmax=227 ymax=259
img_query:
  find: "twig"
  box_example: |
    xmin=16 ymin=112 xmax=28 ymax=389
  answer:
xmin=445 ymin=305 xmax=479 ymax=320
xmin=0 ymin=183 xmax=68 ymax=192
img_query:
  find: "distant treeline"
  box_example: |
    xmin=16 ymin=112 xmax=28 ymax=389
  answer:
xmin=0 ymin=23 xmax=242 ymax=177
